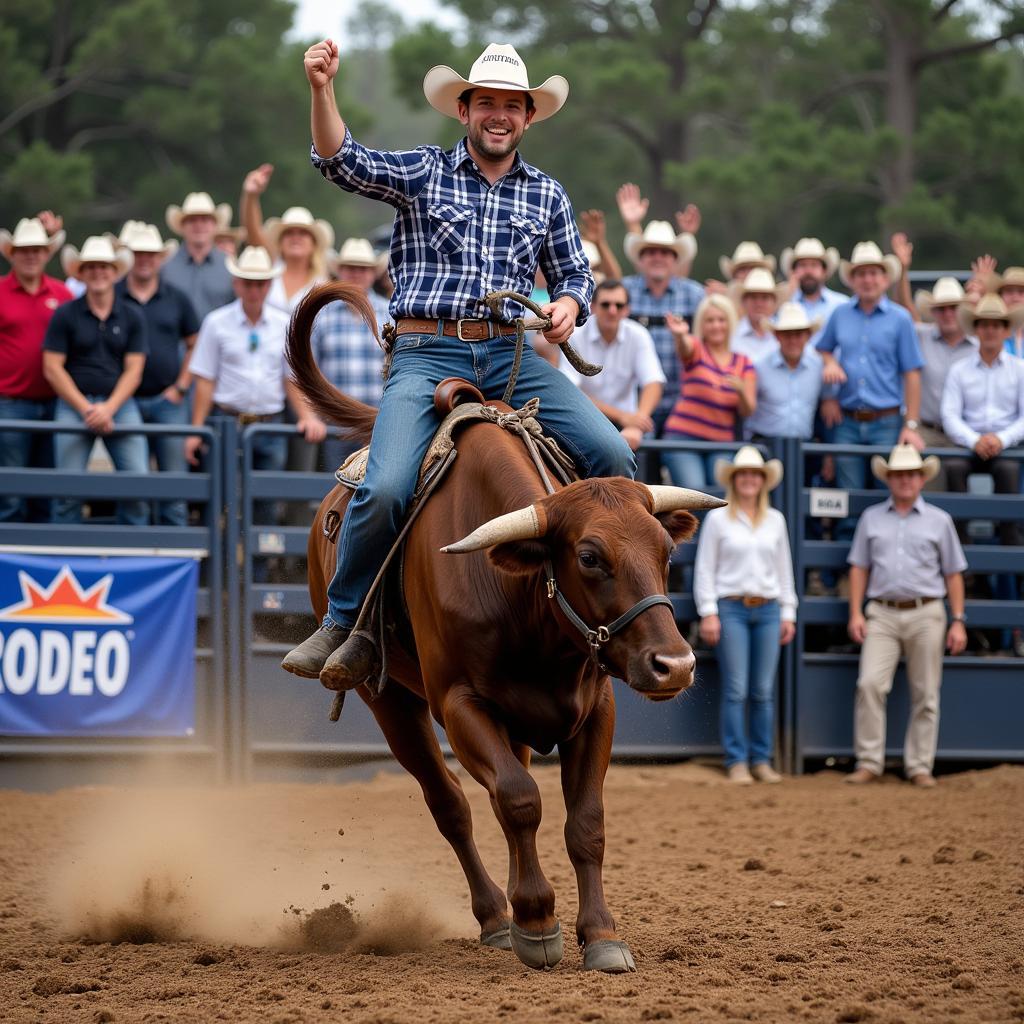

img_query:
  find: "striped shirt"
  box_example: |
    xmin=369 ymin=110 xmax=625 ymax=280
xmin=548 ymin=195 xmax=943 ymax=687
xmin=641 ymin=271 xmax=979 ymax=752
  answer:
xmin=310 ymin=290 xmax=391 ymax=407
xmin=663 ymin=338 xmax=754 ymax=441
xmin=312 ymin=133 xmax=593 ymax=327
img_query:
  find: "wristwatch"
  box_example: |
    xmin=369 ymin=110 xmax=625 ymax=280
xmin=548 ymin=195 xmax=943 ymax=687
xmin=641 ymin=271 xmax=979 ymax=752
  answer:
xmin=951 ymin=613 xmax=967 ymax=624
xmin=904 ymin=418 xmax=920 ymax=431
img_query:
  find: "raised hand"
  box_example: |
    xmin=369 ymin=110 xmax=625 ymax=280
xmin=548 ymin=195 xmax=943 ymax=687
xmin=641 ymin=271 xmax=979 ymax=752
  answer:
xmin=244 ymin=164 xmax=274 ymax=196
xmin=675 ymin=204 xmax=701 ymax=235
xmin=890 ymin=231 xmax=913 ymax=269
xmin=305 ymin=38 xmax=340 ymax=89
xmin=36 ymin=210 xmax=64 ymax=235
xmin=579 ymin=209 xmax=607 ymax=244
xmin=615 ymin=183 xmax=649 ymax=231
xmin=971 ymin=253 xmax=997 ymax=278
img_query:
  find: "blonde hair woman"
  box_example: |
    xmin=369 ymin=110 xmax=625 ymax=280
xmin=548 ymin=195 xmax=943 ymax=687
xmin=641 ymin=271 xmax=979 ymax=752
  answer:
xmin=694 ymin=446 xmax=796 ymax=784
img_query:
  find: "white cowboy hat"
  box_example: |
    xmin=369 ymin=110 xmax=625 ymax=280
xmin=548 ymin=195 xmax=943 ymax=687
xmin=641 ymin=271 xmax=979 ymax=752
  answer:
xmin=957 ymin=292 xmax=1024 ymax=335
xmin=839 ymin=241 xmax=902 ymax=288
xmin=780 ymin=237 xmax=840 ymax=279
xmin=581 ymin=240 xmax=600 ymax=267
xmin=0 ymin=217 xmax=66 ymax=263
xmin=423 ymin=43 xmax=568 ymax=123
xmin=226 ymin=245 xmax=281 ymax=281
xmin=263 ymin=206 xmax=334 ymax=254
xmin=165 ymin=192 xmax=233 ymax=236
xmin=871 ymin=444 xmax=940 ymax=484
xmin=624 ymin=221 xmax=697 ymax=268
xmin=61 ymin=236 xmax=134 ymax=280
xmin=991 ymin=266 xmax=1024 ymax=294
xmin=772 ymin=302 xmax=820 ymax=335
xmin=719 ymin=241 xmax=776 ymax=280
xmin=327 ymin=237 xmax=388 ymax=275
xmin=120 ymin=222 xmax=178 ymax=260
xmin=715 ymin=445 xmax=783 ymax=492
xmin=914 ymin=276 xmax=966 ymax=322
xmin=729 ymin=266 xmax=788 ymax=307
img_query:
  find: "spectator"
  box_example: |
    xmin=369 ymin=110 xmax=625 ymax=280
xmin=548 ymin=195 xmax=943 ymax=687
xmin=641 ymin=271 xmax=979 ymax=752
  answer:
xmin=579 ymin=209 xmax=622 ymax=284
xmin=694 ymin=446 xmax=796 ymax=785
xmin=42 ymin=237 xmax=149 ymax=526
xmin=744 ymin=303 xmax=825 ymax=441
xmin=780 ymin=237 xmax=846 ymax=343
xmin=162 ymin=191 xmax=236 ymax=320
xmin=0 ymin=215 xmax=72 ymax=522
xmin=845 ymin=445 xmax=968 ymax=787
xmin=991 ymin=266 xmax=1024 ymax=359
xmin=557 ymin=278 xmax=666 ymax=452
xmin=117 ymin=223 xmax=201 ymax=527
xmin=214 ymin=225 xmax=246 ymax=258
xmin=717 ymin=241 xmax=776 ymax=286
xmin=661 ymin=294 xmax=756 ymax=488
xmin=729 ymin=267 xmax=786 ymax=362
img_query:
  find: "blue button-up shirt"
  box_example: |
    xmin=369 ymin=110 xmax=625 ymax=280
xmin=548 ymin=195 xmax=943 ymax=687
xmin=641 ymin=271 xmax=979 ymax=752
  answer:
xmin=310 ymin=290 xmax=391 ymax=407
xmin=744 ymin=347 xmax=824 ymax=440
xmin=815 ymin=296 xmax=923 ymax=410
xmin=312 ymin=134 xmax=593 ymax=327
xmin=790 ymin=285 xmax=847 ymax=347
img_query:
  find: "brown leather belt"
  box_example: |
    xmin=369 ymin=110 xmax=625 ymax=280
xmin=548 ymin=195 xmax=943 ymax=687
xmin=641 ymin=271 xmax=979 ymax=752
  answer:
xmin=214 ymin=405 xmax=280 ymax=425
xmin=724 ymin=595 xmax=772 ymax=608
xmin=843 ymin=406 xmax=900 ymax=422
xmin=394 ymin=317 xmax=519 ymax=341
xmin=876 ymin=597 xmax=938 ymax=609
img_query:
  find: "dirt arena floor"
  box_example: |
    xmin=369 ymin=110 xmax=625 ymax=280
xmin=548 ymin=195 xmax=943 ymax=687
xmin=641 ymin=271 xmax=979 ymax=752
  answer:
xmin=0 ymin=761 xmax=1021 ymax=1024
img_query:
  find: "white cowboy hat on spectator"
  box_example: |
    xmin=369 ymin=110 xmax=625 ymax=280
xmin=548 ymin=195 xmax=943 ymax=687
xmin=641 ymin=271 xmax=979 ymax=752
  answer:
xmin=991 ymin=266 xmax=1024 ymax=295
xmin=624 ymin=221 xmax=697 ymax=268
xmin=581 ymin=240 xmax=600 ymax=267
xmin=719 ymin=241 xmax=776 ymax=280
xmin=730 ymin=266 xmax=788 ymax=306
xmin=121 ymin=222 xmax=178 ymax=260
xmin=0 ymin=217 xmax=66 ymax=262
xmin=61 ymin=236 xmax=133 ymax=280
xmin=327 ymin=238 xmax=388 ymax=276
xmin=165 ymin=192 xmax=233 ymax=236
xmin=423 ymin=43 xmax=568 ymax=123
xmin=263 ymin=206 xmax=335 ymax=254
xmin=715 ymin=445 xmax=783 ymax=492
xmin=957 ymin=292 xmax=1024 ymax=335
xmin=871 ymin=444 xmax=939 ymax=484
xmin=772 ymin=302 xmax=820 ymax=335
xmin=839 ymin=241 xmax=902 ymax=288
xmin=914 ymin=276 xmax=966 ymax=322
xmin=780 ymin=237 xmax=839 ymax=279
xmin=226 ymin=246 xmax=281 ymax=281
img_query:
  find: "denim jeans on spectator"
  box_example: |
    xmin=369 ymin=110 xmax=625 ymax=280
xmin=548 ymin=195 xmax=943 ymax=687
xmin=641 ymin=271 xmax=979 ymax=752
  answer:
xmin=135 ymin=393 xmax=190 ymax=527
xmin=53 ymin=397 xmax=148 ymax=526
xmin=0 ymin=396 xmax=55 ymax=522
xmin=716 ymin=598 xmax=781 ymax=769
xmin=832 ymin=412 xmax=901 ymax=543
xmin=250 ymin=425 xmax=288 ymax=528
xmin=661 ymin=443 xmax=731 ymax=490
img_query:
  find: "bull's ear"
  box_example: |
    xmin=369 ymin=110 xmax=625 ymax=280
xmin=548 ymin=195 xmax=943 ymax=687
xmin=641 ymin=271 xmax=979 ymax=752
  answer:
xmin=658 ymin=510 xmax=698 ymax=543
xmin=488 ymin=539 xmax=550 ymax=575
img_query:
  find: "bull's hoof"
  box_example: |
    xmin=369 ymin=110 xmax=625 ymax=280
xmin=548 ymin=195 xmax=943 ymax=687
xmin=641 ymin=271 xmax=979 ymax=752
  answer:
xmin=583 ymin=939 xmax=636 ymax=974
xmin=480 ymin=925 xmax=512 ymax=950
xmin=509 ymin=920 xmax=563 ymax=969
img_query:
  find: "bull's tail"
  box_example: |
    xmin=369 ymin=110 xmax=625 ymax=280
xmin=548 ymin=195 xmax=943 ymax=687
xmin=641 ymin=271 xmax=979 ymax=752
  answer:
xmin=286 ymin=282 xmax=381 ymax=442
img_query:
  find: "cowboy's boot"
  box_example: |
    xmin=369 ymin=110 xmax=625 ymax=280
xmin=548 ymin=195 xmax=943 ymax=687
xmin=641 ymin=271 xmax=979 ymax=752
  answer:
xmin=281 ymin=623 xmax=349 ymax=679
xmin=319 ymin=631 xmax=380 ymax=692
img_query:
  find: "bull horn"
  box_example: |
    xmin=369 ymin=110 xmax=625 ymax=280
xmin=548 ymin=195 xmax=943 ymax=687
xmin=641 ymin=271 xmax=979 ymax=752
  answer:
xmin=441 ymin=504 xmax=543 ymax=554
xmin=646 ymin=485 xmax=727 ymax=513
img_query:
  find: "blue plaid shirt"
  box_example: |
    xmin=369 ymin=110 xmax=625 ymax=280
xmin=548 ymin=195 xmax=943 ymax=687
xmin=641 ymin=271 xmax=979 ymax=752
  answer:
xmin=312 ymin=134 xmax=593 ymax=326
xmin=310 ymin=290 xmax=391 ymax=407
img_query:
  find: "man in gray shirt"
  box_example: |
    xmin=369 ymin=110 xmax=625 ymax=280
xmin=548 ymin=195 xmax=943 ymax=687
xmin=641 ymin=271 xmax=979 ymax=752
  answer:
xmin=845 ymin=445 xmax=967 ymax=788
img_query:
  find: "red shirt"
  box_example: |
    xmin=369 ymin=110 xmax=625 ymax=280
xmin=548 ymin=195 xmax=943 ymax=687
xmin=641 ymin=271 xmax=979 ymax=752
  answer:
xmin=0 ymin=272 xmax=72 ymax=399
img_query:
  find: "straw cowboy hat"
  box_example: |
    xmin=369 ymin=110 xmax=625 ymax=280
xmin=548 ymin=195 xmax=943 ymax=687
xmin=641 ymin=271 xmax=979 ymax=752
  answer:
xmin=226 ymin=246 xmax=281 ymax=281
xmin=719 ymin=241 xmax=776 ymax=280
xmin=957 ymin=292 xmax=1024 ymax=335
xmin=715 ymin=445 xmax=783 ymax=491
xmin=60 ymin=236 xmax=133 ymax=280
xmin=327 ymin=237 xmax=388 ymax=276
xmin=914 ymin=276 xmax=966 ymax=322
xmin=839 ymin=241 xmax=902 ymax=289
xmin=729 ymin=266 xmax=789 ymax=306
xmin=0 ymin=217 xmax=66 ymax=262
xmin=423 ymin=43 xmax=568 ymax=123
xmin=263 ymin=206 xmax=334 ymax=254
xmin=624 ymin=221 xmax=697 ymax=268
xmin=871 ymin=444 xmax=939 ymax=484
xmin=120 ymin=222 xmax=178 ymax=260
xmin=772 ymin=302 xmax=820 ymax=335
xmin=780 ymin=237 xmax=840 ymax=279
xmin=991 ymin=266 xmax=1024 ymax=294
xmin=165 ymin=192 xmax=233 ymax=236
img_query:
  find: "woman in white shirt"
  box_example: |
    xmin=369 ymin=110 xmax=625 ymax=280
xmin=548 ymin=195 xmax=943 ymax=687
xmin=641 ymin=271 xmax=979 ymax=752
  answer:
xmin=694 ymin=446 xmax=797 ymax=785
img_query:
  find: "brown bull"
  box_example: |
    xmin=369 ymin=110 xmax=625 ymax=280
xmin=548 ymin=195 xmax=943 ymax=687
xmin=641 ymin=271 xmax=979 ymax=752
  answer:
xmin=288 ymin=283 xmax=722 ymax=972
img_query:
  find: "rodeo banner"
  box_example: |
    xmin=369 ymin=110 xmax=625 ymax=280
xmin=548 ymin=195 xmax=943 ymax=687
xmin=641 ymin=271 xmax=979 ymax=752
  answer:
xmin=0 ymin=553 xmax=197 ymax=736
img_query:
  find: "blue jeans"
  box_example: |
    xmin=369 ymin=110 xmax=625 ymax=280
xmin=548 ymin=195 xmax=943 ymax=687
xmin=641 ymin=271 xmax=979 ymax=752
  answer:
xmin=53 ymin=397 xmax=149 ymax=526
xmin=0 ymin=396 xmax=55 ymax=522
xmin=716 ymin=598 xmax=781 ymax=768
xmin=832 ymin=412 xmax=901 ymax=543
xmin=325 ymin=331 xmax=635 ymax=628
xmin=661 ymin=439 xmax=731 ymax=490
xmin=135 ymin=393 xmax=190 ymax=526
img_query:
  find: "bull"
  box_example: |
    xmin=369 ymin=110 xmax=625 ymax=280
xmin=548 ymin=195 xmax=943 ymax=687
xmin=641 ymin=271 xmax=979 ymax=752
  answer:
xmin=287 ymin=283 xmax=722 ymax=972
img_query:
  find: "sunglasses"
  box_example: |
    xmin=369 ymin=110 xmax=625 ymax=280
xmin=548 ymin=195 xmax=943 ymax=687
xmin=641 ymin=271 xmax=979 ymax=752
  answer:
xmin=597 ymin=301 xmax=628 ymax=311
xmin=249 ymin=330 xmax=260 ymax=353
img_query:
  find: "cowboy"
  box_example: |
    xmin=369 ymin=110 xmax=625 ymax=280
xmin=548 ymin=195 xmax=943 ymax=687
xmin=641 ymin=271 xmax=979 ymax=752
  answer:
xmin=0 ymin=215 xmax=72 ymax=522
xmin=283 ymin=38 xmax=633 ymax=687
xmin=116 ymin=223 xmax=201 ymax=527
xmin=558 ymin=278 xmax=666 ymax=452
xmin=991 ymin=266 xmax=1024 ymax=359
xmin=42 ymin=237 xmax=150 ymax=526
xmin=162 ymin=192 xmax=236 ymax=321
xmin=729 ymin=267 xmax=787 ymax=362
xmin=719 ymin=242 xmax=775 ymax=286
xmin=845 ymin=445 xmax=967 ymax=787
xmin=780 ymin=237 xmax=846 ymax=342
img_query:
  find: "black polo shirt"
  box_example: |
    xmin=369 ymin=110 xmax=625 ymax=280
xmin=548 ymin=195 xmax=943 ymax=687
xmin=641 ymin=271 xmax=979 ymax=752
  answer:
xmin=116 ymin=279 xmax=200 ymax=397
xmin=43 ymin=294 xmax=148 ymax=398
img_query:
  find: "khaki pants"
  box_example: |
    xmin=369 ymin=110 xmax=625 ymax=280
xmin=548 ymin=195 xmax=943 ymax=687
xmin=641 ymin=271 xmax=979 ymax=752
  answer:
xmin=854 ymin=600 xmax=946 ymax=778
xmin=918 ymin=423 xmax=954 ymax=492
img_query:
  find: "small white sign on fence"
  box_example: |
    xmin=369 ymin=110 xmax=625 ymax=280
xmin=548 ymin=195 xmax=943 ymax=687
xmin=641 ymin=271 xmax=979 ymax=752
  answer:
xmin=809 ymin=488 xmax=849 ymax=519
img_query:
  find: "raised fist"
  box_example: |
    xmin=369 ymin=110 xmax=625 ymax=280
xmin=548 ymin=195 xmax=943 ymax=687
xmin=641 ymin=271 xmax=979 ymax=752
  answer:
xmin=305 ymin=39 xmax=340 ymax=89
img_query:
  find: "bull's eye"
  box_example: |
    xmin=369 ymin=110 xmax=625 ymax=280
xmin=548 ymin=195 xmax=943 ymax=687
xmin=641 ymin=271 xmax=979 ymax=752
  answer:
xmin=579 ymin=550 xmax=600 ymax=569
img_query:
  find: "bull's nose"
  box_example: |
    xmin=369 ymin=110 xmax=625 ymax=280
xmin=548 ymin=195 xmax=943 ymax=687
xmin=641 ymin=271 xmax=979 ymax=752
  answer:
xmin=650 ymin=651 xmax=696 ymax=689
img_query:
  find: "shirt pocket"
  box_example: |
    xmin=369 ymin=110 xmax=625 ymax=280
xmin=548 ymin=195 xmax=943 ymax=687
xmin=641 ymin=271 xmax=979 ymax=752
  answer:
xmin=427 ymin=202 xmax=475 ymax=256
xmin=508 ymin=213 xmax=547 ymax=266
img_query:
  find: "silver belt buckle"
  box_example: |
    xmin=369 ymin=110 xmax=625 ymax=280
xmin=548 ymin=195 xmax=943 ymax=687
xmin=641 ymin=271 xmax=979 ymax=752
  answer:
xmin=455 ymin=318 xmax=474 ymax=341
